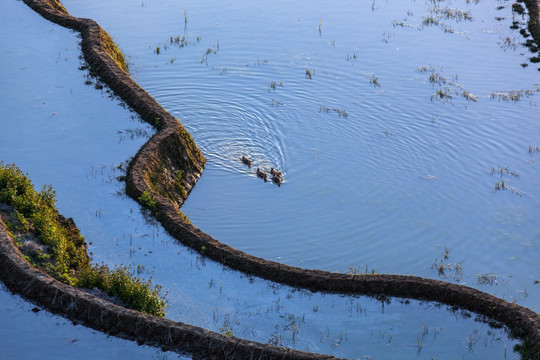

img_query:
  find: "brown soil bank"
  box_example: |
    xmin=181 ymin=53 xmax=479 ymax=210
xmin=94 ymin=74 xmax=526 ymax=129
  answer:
xmin=0 ymin=218 xmax=335 ymax=359
xmin=524 ymin=0 xmax=540 ymax=44
xmin=14 ymin=0 xmax=540 ymax=358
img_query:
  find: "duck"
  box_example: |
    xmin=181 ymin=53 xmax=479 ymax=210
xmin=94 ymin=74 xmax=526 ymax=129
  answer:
xmin=241 ymin=155 xmax=252 ymax=167
xmin=256 ymin=167 xmax=268 ymax=181
xmin=272 ymin=174 xmax=282 ymax=186
xmin=270 ymin=167 xmax=282 ymax=177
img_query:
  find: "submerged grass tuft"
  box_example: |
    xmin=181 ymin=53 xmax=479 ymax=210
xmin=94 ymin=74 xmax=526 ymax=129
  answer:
xmin=490 ymin=164 xmax=528 ymax=197
xmin=431 ymin=87 xmax=453 ymax=102
xmin=417 ymin=65 xmax=479 ymax=104
xmin=489 ymin=88 xmax=539 ymax=102
xmin=369 ymin=74 xmax=381 ymax=87
xmin=461 ymin=90 xmax=478 ymax=102
xmin=431 ymin=246 xmax=463 ymax=282
xmin=269 ymin=81 xmax=283 ymax=91
xmin=490 ymin=165 xmax=519 ymax=178
xmin=319 ymin=105 xmax=349 ymax=118
xmin=476 ymin=273 xmax=498 ymax=286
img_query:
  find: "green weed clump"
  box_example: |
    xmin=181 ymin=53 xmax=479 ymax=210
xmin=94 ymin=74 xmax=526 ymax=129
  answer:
xmin=44 ymin=0 xmax=68 ymax=14
xmin=139 ymin=189 xmax=157 ymax=213
xmin=0 ymin=162 xmax=88 ymax=285
xmin=78 ymin=264 xmax=167 ymax=317
xmin=0 ymin=163 xmax=167 ymax=317
xmin=99 ymin=29 xmax=129 ymax=73
xmin=174 ymin=170 xmax=187 ymax=198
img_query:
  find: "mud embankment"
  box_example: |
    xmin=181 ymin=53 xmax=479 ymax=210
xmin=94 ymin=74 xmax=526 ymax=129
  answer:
xmin=0 ymin=218 xmax=335 ymax=359
xmin=5 ymin=0 xmax=540 ymax=358
xmin=524 ymin=0 xmax=540 ymax=45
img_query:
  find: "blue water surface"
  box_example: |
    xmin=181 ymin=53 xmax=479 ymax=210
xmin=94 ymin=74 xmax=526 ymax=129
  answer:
xmin=61 ymin=0 xmax=540 ymax=308
xmin=1 ymin=0 xmax=538 ymax=358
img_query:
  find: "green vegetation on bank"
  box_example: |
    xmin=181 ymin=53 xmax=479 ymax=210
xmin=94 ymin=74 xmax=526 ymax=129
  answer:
xmin=0 ymin=162 xmax=167 ymax=317
xmin=99 ymin=29 xmax=129 ymax=73
xmin=139 ymin=189 xmax=158 ymax=214
xmin=145 ymin=160 xmax=187 ymax=207
xmin=43 ymin=0 xmax=68 ymax=15
xmin=0 ymin=163 xmax=88 ymax=284
xmin=78 ymin=264 xmax=166 ymax=317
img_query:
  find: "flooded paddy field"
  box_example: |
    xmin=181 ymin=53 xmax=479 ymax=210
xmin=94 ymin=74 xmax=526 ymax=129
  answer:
xmin=1 ymin=0 xmax=539 ymax=358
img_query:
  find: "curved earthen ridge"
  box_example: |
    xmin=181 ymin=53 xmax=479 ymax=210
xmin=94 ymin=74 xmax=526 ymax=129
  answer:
xmin=12 ymin=0 xmax=540 ymax=357
xmin=0 ymin=219 xmax=335 ymax=360
xmin=524 ymin=0 xmax=540 ymax=46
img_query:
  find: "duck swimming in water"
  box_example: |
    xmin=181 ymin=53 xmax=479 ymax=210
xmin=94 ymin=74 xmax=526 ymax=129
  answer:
xmin=256 ymin=167 xmax=268 ymax=181
xmin=272 ymin=174 xmax=282 ymax=186
xmin=241 ymin=155 xmax=252 ymax=167
xmin=270 ymin=167 xmax=282 ymax=177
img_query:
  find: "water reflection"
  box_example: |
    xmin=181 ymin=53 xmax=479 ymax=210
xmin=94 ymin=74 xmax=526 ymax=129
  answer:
xmin=0 ymin=284 xmax=189 ymax=360
xmin=0 ymin=0 xmax=536 ymax=358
